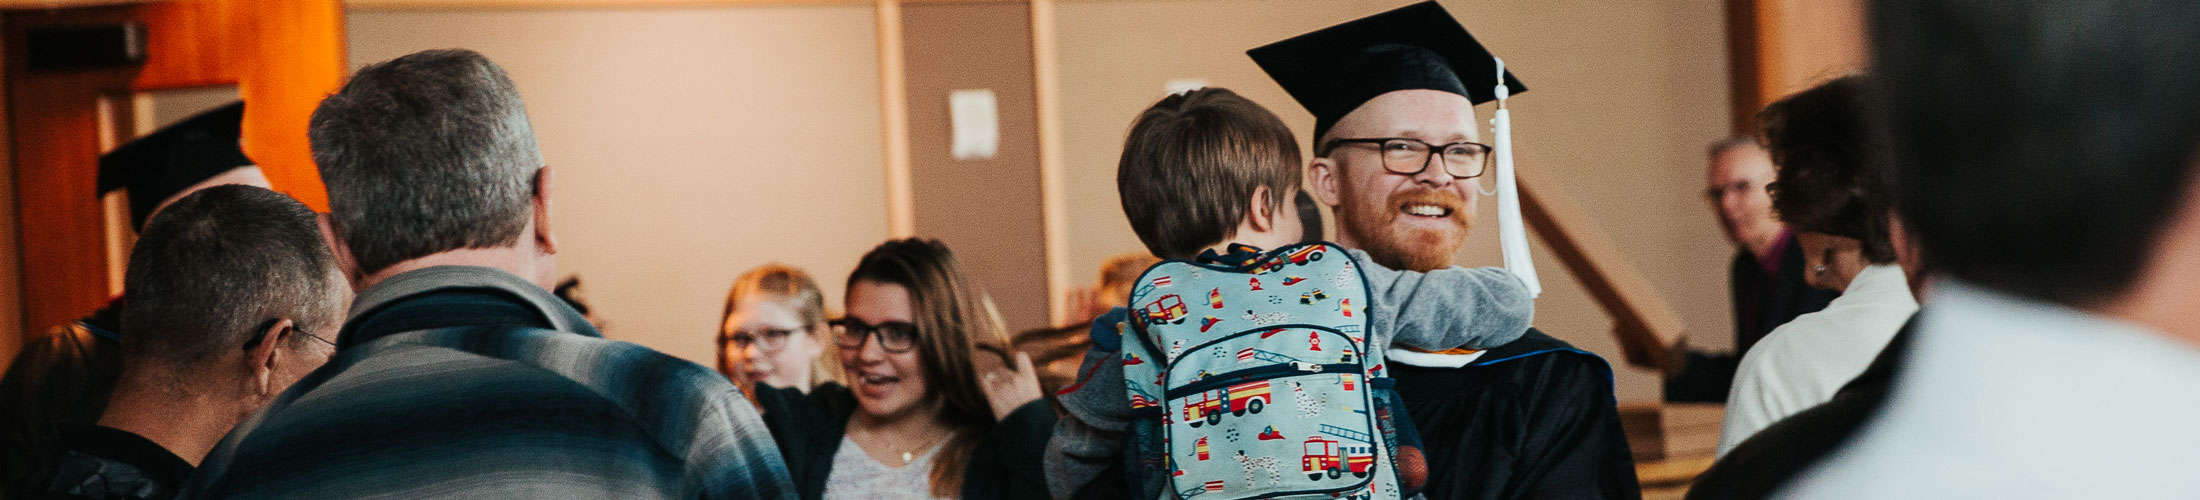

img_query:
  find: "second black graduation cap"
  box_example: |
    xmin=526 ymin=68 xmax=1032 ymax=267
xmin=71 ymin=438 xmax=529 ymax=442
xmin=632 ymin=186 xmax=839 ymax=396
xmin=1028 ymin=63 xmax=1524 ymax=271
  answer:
xmin=96 ymin=101 xmax=255 ymax=229
xmin=1248 ymin=1 xmax=1525 ymax=141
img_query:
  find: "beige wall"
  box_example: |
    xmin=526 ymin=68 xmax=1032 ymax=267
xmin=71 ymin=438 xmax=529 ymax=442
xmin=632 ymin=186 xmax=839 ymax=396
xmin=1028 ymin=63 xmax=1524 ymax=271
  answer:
xmin=348 ymin=5 xmax=886 ymax=366
xmin=902 ymin=2 xmax=1050 ymax=336
xmin=1055 ymin=0 xmax=1735 ymax=402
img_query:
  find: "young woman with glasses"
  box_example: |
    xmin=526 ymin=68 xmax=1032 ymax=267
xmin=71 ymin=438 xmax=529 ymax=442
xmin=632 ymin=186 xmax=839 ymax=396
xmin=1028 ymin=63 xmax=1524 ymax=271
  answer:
xmin=718 ymin=264 xmax=838 ymax=396
xmin=753 ymin=238 xmax=1049 ymax=500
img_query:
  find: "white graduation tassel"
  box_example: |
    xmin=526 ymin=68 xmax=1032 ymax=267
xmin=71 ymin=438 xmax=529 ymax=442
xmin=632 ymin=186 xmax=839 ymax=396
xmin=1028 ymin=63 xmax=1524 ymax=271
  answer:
xmin=1490 ymin=57 xmax=1542 ymax=297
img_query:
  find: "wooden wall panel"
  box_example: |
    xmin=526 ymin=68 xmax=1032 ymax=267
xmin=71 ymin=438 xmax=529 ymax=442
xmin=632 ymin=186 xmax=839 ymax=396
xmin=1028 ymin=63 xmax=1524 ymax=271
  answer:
xmin=901 ymin=1 xmax=1048 ymax=335
xmin=5 ymin=6 xmax=138 ymax=334
xmin=6 ymin=0 xmax=344 ymax=336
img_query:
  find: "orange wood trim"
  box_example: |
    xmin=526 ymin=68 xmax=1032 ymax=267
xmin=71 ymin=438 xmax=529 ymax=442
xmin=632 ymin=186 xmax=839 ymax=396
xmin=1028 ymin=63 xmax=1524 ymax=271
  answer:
xmin=877 ymin=0 xmax=913 ymax=238
xmin=1725 ymin=0 xmax=1764 ymax=135
xmin=6 ymin=6 xmax=140 ymax=333
xmin=235 ymin=0 xmax=344 ymax=211
xmin=1517 ymin=170 xmax=1688 ymax=369
xmin=1029 ymin=0 xmax=1069 ymax=325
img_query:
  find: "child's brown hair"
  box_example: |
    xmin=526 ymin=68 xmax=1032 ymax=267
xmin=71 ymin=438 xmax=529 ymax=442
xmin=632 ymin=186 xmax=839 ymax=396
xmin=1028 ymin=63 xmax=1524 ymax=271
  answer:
xmin=1117 ymin=88 xmax=1302 ymax=259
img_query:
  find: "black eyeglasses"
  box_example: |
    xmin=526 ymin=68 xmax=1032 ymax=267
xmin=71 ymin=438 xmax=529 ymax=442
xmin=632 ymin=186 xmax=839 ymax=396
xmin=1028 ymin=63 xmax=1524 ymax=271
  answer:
xmin=240 ymin=319 xmax=336 ymax=351
xmin=829 ymin=318 xmax=918 ymax=353
xmin=1321 ymin=137 xmax=1492 ymax=179
xmin=720 ymin=327 xmax=800 ymax=352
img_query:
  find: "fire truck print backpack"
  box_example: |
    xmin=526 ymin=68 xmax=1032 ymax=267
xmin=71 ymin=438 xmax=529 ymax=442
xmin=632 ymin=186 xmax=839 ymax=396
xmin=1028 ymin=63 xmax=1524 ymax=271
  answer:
xmin=1121 ymin=242 xmax=1419 ymax=499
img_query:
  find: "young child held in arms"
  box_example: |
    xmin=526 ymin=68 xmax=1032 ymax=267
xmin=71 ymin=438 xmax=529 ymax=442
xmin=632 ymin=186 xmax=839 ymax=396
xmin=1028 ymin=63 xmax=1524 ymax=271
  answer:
xmin=1043 ymin=87 xmax=1535 ymax=498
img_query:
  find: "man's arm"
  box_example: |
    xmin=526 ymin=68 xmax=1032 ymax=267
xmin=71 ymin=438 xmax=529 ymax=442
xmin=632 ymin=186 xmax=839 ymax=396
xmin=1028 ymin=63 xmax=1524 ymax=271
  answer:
xmin=1350 ymin=249 xmax=1534 ymax=351
xmin=1044 ymin=313 xmax=1135 ymax=500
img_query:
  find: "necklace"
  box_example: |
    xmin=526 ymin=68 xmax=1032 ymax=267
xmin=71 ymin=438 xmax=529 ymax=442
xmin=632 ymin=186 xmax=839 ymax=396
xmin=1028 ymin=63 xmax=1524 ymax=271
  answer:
xmin=853 ymin=418 xmax=951 ymax=466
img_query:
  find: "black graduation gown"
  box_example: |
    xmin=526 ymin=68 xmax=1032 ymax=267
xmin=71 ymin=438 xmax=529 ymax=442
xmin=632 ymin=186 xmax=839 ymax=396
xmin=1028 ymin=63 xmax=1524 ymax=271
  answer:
xmin=1 ymin=301 xmax=125 ymax=488
xmin=11 ymin=425 xmax=193 ymax=500
xmin=1392 ymin=329 xmax=1642 ymax=500
xmin=1665 ymin=238 xmax=1839 ymax=402
xmin=1684 ymin=317 xmax=1914 ymax=500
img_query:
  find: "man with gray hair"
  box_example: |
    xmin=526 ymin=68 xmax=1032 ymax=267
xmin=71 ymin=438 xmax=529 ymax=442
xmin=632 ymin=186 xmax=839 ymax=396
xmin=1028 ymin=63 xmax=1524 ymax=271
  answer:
xmin=12 ymin=185 xmax=345 ymax=499
xmin=1662 ymin=137 xmax=1838 ymax=402
xmin=179 ymin=49 xmax=793 ymax=498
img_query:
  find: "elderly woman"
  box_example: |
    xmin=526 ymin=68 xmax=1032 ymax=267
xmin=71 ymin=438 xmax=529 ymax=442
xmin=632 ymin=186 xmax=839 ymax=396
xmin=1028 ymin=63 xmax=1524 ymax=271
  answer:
xmin=1714 ymin=76 xmax=1920 ymax=453
xmin=752 ymin=239 xmax=1048 ymax=500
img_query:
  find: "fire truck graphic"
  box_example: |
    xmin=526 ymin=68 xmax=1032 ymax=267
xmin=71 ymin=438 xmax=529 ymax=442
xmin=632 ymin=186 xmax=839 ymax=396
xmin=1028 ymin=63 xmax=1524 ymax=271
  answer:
xmin=1302 ymin=424 xmax=1376 ymax=480
xmin=1184 ymin=380 xmax=1272 ymax=427
xmin=1144 ymin=294 xmax=1189 ymax=325
xmin=1286 ymin=245 xmax=1327 ymax=265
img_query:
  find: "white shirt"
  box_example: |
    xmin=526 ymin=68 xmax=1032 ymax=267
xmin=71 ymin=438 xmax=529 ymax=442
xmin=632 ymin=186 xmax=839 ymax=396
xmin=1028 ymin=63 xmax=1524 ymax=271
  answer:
xmin=1716 ymin=264 xmax=1917 ymax=454
xmin=822 ymin=436 xmax=952 ymax=500
xmin=1780 ymin=280 xmax=2200 ymax=498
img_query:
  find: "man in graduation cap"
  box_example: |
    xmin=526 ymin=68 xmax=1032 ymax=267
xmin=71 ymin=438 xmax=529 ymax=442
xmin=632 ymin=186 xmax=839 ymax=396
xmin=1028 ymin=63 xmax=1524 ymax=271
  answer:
xmin=0 ymin=102 xmax=273 ymax=486
xmin=1251 ymin=3 xmax=1639 ymax=498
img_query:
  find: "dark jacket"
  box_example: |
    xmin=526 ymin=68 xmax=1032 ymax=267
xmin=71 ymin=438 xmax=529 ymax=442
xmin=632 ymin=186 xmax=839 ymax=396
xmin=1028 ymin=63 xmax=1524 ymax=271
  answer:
xmin=754 ymin=383 xmax=1055 ymax=500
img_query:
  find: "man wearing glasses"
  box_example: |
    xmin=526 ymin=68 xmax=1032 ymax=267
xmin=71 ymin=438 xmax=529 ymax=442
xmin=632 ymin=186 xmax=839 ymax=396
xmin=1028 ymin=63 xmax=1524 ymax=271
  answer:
xmin=1252 ymin=3 xmax=1640 ymax=498
xmin=11 ymin=186 xmax=346 ymax=500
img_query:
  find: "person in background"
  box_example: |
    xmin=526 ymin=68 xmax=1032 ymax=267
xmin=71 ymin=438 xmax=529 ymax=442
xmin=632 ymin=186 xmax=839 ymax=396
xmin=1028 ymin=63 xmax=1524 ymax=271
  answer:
xmin=720 ymin=264 xmax=839 ymax=395
xmin=754 ymin=238 xmax=1049 ymax=500
xmin=178 ymin=49 xmax=792 ymax=498
xmin=12 ymin=186 xmax=346 ymax=499
xmin=1783 ymin=1 xmax=2200 ymax=496
xmin=1714 ymin=76 xmax=1917 ymax=453
xmin=0 ymin=102 xmax=272 ymax=484
xmin=1017 ymin=253 xmax=1157 ymax=395
xmin=1663 ymin=138 xmax=1840 ymax=402
xmin=552 ymin=276 xmax=606 ymax=332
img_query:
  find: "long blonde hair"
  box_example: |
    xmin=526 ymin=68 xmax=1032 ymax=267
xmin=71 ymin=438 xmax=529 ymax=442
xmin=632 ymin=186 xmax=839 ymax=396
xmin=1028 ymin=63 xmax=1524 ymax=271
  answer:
xmin=846 ymin=238 xmax=1008 ymax=497
xmin=720 ymin=263 xmax=840 ymax=389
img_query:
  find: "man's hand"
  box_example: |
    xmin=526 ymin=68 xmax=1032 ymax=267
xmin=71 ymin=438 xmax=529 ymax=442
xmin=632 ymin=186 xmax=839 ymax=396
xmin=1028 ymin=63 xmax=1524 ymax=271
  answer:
xmin=983 ymin=351 xmax=1044 ymax=420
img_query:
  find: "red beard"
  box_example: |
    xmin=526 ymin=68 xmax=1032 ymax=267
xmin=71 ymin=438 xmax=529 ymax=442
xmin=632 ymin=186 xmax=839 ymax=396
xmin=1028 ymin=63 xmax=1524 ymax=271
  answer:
xmin=1339 ymin=187 xmax=1470 ymax=272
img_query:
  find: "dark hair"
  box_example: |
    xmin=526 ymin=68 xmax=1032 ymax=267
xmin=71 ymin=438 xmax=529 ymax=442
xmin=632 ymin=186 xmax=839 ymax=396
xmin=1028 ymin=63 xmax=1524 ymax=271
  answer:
xmin=1871 ymin=0 xmax=2200 ymax=305
xmin=845 ymin=238 xmax=1004 ymax=497
xmin=1758 ymin=76 xmax=1897 ymax=264
xmin=1118 ymin=88 xmax=1303 ymax=259
xmin=121 ymin=185 xmax=343 ymax=372
xmin=1295 ymin=189 xmax=1325 ymax=243
xmin=310 ymin=49 xmax=542 ymax=276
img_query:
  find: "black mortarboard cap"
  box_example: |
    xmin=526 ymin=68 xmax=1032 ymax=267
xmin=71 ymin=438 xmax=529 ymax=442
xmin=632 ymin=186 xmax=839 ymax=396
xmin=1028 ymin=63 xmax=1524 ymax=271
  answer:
xmin=96 ymin=101 xmax=254 ymax=229
xmin=1248 ymin=1 xmax=1526 ymax=141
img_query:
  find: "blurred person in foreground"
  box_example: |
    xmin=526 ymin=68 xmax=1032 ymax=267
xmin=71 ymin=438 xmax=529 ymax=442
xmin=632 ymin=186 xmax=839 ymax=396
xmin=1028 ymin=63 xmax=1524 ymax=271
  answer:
xmin=1780 ymin=1 xmax=2200 ymax=497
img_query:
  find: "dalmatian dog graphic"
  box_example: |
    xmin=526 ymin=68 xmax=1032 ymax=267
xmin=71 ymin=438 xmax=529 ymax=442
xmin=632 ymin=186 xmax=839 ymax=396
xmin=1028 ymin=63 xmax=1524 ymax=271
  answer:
xmin=1234 ymin=450 xmax=1283 ymax=488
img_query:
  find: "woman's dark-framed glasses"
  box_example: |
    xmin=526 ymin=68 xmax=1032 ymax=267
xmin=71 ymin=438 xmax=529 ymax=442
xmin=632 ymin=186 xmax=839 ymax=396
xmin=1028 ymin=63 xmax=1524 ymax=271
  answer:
xmin=1322 ymin=137 xmax=1492 ymax=179
xmin=720 ymin=327 xmax=799 ymax=352
xmin=829 ymin=318 xmax=918 ymax=353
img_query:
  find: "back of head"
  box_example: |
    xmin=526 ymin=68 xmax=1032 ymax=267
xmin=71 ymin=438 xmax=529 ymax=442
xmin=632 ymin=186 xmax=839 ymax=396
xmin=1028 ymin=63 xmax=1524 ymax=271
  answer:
xmin=309 ymin=49 xmax=542 ymax=276
xmin=1872 ymin=0 xmax=2200 ymax=305
xmin=1117 ymin=88 xmax=1302 ymax=259
xmin=1758 ymin=76 xmax=1897 ymax=263
xmin=121 ymin=185 xmax=342 ymax=379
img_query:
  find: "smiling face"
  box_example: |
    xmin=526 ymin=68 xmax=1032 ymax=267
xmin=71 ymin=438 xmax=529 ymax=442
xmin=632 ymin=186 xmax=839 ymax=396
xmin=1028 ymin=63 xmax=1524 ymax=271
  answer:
xmin=1311 ymin=90 xmax=1481 ymax=271
xmin=839 ymin=280 xmax=935 ymax=421
xmin=720 ymin=296 xmax=824 ymax=390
